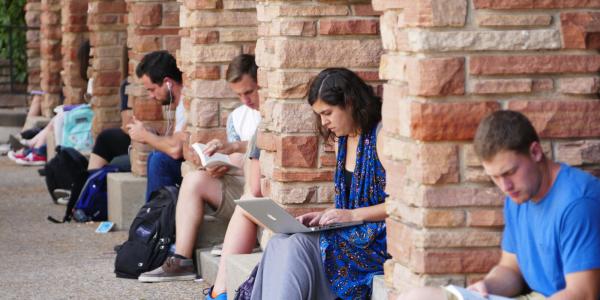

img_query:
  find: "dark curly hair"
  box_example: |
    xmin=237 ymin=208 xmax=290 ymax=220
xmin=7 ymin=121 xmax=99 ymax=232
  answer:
xmin=307 ymin=68 xmax=382 ymax=141
xmin=135 ymin=51 xmax=182 ymax=84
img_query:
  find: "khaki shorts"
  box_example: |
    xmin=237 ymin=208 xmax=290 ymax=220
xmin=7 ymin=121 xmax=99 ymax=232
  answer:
xmin=444 ymin=288 xmax=546 ymax=300
xmin=206 ymin=174 xmax=244 ymax=220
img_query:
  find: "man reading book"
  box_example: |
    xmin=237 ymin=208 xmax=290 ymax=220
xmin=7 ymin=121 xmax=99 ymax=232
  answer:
xmin=138 ymin=54 xmax=261 ymax=282
xmin=400 ymin=110 xmax=600 ymax=300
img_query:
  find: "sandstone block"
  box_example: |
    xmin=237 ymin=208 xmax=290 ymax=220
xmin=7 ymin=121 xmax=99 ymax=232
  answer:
xmin=555 ymin=140 xmax=600 ymax=166
xmin=133 ymin=4 xmax=162 ymax=27
xmin=256 ymin=38 xmax=382 ymax=69
xmin=474 ymin=0 xmax=600 ymax=9
xmin=561 ymin=12 xmax=600 ymax=49
xmin=470 ymin=54 xmax=600 ymax=75
xmin=477 ymin=14 xmax=552 ymax=27
xmin=189 ymin=99 xmax=219 ymax=127
xmin=411 ymin=101 xmax=500 ymax=141
xmin=467 ymin=209 xmax=504 ymax=227
xmin=558 ymin=77 xmax=600 ymax=94
xmin=508 ymin=100 xmax=600 ymax=138
xmin=472 ymin=79 xmax=532 ymax=94
xmin=319 ymin=19 xmax=379 ymax=35
xmin=405 ymin=29 xmax=560 ymax=52
xmin=408 ymin=57 xmax=465 ymax=96
xmin=276 ymin=135 xmax=318 ymax=168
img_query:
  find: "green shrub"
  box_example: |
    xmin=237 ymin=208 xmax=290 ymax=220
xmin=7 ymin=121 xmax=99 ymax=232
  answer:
xmin=0 ymin=0 xmax=27 ymax=83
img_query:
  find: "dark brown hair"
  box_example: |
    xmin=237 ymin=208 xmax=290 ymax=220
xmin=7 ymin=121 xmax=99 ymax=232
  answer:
xmin=226 ymin=54 xmax=257 ymax=83
xmin=474 ymin=110 xmax=540 ymax=161
xmin=307 ymin=68 xmax=382 ymax=141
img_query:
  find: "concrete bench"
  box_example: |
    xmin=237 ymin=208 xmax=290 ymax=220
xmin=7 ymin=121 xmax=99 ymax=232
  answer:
xmin=107 ymin=172 xmax=147 ymax=230
xmin=371 ymin=275 xmax=387 ymax=300
xmin=197 ymin=249 xmax=262 ymax=295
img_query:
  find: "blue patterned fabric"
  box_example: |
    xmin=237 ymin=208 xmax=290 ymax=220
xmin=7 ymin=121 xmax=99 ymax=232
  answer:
xmin=320 ymin=126 xmax=388 ymax=299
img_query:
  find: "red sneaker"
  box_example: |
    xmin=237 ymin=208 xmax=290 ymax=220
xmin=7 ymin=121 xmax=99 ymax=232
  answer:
xmin=15 ymin=152 xmax=46 ymax=166
xmin=7 ymin=148 xmax=31 ymax=161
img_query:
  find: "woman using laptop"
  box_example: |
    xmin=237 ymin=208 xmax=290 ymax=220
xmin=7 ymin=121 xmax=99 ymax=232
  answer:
xmin=254 ymin=68 xmax=387 ymax=299
xmin=207 ymin=68 xmax=387 ymax=300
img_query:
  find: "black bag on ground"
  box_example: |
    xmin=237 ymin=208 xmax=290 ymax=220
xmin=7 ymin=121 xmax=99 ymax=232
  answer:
xmin=44 ymin=146 xmax=88 ymax=204
xmin=114 ymin=186 xmax=179 ymax=279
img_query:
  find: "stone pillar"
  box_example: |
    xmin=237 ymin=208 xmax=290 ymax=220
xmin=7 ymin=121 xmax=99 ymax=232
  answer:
xmin=126 ymin=0 xmax=180 ymax=176
xmin=39 ymin=0 xmax=62 ymax=117
xmin=60 ymin=0 xmax=89 ymax=105
xmin=373 ymin=0 xmax=600 ymax=296
xmin=255 ymin=1 xmax=382 ymax=212
xmin=178 ymin=0 xmax=258 ymax=172
xmin=87 ymin=0 xmax=128 ymax=135
xmin=25 ymin=0 xmax=42 ymax=93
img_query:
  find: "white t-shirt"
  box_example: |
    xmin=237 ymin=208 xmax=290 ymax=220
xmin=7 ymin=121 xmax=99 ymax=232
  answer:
xmin=174 ymin=96 xmax=186 ymax=133
xmin=227 ymin=105 xmax=261 ymax=142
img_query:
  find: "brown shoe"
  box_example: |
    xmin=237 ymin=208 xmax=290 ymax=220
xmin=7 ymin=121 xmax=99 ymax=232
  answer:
xmin=138 ymin=255 xmax=196 ymax=282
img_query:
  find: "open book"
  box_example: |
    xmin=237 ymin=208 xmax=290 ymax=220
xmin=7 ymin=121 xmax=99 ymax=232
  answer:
xmin=445 ymin=285 xmax=513 ymax=300
xmin=191 ymin=143 xmax=239 ymax=171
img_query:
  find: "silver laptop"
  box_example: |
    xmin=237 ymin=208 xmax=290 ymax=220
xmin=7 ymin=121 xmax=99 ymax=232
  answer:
xmin=235 ymin=198 xmax=363 ymax=234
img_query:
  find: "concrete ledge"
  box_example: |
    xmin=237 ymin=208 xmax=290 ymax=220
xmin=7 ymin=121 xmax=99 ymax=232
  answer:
xmin=226 ymin=253 xmax=262 ymax=297
xmin=197 ymin=249 xmax=219 ymax=284
xmin=371 ymin=275 xmax=387 ymax=300
xmin=195 ymin=214 xmax=229 ymax=249
xmin=107 ymin=172 xmax=147 ymax=230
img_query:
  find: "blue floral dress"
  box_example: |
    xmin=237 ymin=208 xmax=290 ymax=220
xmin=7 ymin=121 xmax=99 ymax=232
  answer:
xmin=320 ymin=125 xmax=388 ymax=299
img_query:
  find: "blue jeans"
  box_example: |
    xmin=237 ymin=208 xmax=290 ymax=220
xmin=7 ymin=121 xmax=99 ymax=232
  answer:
xmin=145 ymin=150 xmax=183 ymax=202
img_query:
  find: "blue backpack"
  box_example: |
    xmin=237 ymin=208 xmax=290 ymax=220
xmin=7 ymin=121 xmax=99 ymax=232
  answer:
xmin=61 ymin=105 xmax=94 ymax=152
xmin=73 ymin=165 xmax=120 ymax=222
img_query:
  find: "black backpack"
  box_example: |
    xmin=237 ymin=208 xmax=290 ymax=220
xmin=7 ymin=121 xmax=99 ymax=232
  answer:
xmin=114 ymin=186 xmax=179 ymax=279
xmin=44 ymin=146 xmax=88 ymax=204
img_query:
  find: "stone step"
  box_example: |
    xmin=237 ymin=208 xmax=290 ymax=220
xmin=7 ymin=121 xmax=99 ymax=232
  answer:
xmin=197 ymin=249 xmax=219 ymax=284
xmin=194 ymin=214 xmax=229 ymax=250
xmin=371 ymin=275 xmax=387 ymax=300
xmin=107 ymin=172 xmax=148 ymax=230
xmin=0 ymin=108 xmax=26 ymax=126
xmin=0 ymin=126 xmax=21 ymax=143
xmin=225 ymin=253 xmax=262 ymax=297
xmin=0 ymin=94 xmax=28 ymax=108
xmin=196 ymin=250 xmax=262 ymax=296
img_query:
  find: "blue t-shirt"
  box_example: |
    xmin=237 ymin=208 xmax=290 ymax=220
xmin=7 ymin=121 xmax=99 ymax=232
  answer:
xmin=502 ymin=163 xmax=600 ymax=296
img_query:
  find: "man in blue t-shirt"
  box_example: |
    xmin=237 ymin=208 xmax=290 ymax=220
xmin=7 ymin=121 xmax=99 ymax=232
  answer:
xmin=401 ymin=110 xmax=600 ymax=300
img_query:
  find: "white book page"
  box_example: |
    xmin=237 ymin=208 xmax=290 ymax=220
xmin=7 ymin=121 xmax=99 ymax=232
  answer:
xmin=191 ymin=143 xmax=237 ymax=170
xmin=445 ymin=285 xmax=513 ymax=300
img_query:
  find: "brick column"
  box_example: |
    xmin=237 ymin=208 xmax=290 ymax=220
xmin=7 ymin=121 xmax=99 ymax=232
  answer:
xmin=87 ymin=0 xmax=128 ymax=135
xmin=60 ymin=0 xmax=89 ymax=105
xmin=25 ymin=0 xmax=42 ymax=93
xmin=255 ymin=1 xmax=382 ymax=212
xmin=126 ymin=0 xmax=180 ymax=176
xmin=374 ymin=0 xmax=600 ymax=295
xmin=178 ymin=0 xmax=258 ymax=172
xmin=40 ymin=0 xmax=62 ymax=117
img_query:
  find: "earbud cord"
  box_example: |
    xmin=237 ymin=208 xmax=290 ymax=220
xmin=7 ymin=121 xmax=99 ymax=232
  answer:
xmin=166 ymin=84 xmax=173 ymax=135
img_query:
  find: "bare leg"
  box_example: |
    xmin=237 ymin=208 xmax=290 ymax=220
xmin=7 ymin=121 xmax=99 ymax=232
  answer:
xmin=25 ymin=117 xmax=53 ymax=148
xmin=87 ymin=153 xmax=108 ymax=170
xmin=175 ymin=170 xmax=224 ymax=258
xmin=212 ymin=207 xmax=258 ymax=294
xmin=23 ymin=95 xmax=42 ymax=131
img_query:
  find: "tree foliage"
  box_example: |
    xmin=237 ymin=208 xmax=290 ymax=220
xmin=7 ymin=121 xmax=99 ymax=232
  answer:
xmin=0 ymin=0 xmax=27 ymax=83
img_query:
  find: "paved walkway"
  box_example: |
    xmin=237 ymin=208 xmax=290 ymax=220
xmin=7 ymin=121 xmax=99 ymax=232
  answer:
xmin=0 ymin=156 xmax=209 ymax=299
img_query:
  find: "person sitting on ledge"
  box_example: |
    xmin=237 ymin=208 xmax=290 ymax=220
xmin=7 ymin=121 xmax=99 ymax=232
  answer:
xmin=233 ymin=68 xmax=388 ymax=300
xmin=127 ymin=51 xmax=186 ymax=202
xmin=400 ymin=110 xmax=600 ymax=300
xmin=138 ymin=54 xmax=261 ymax=283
